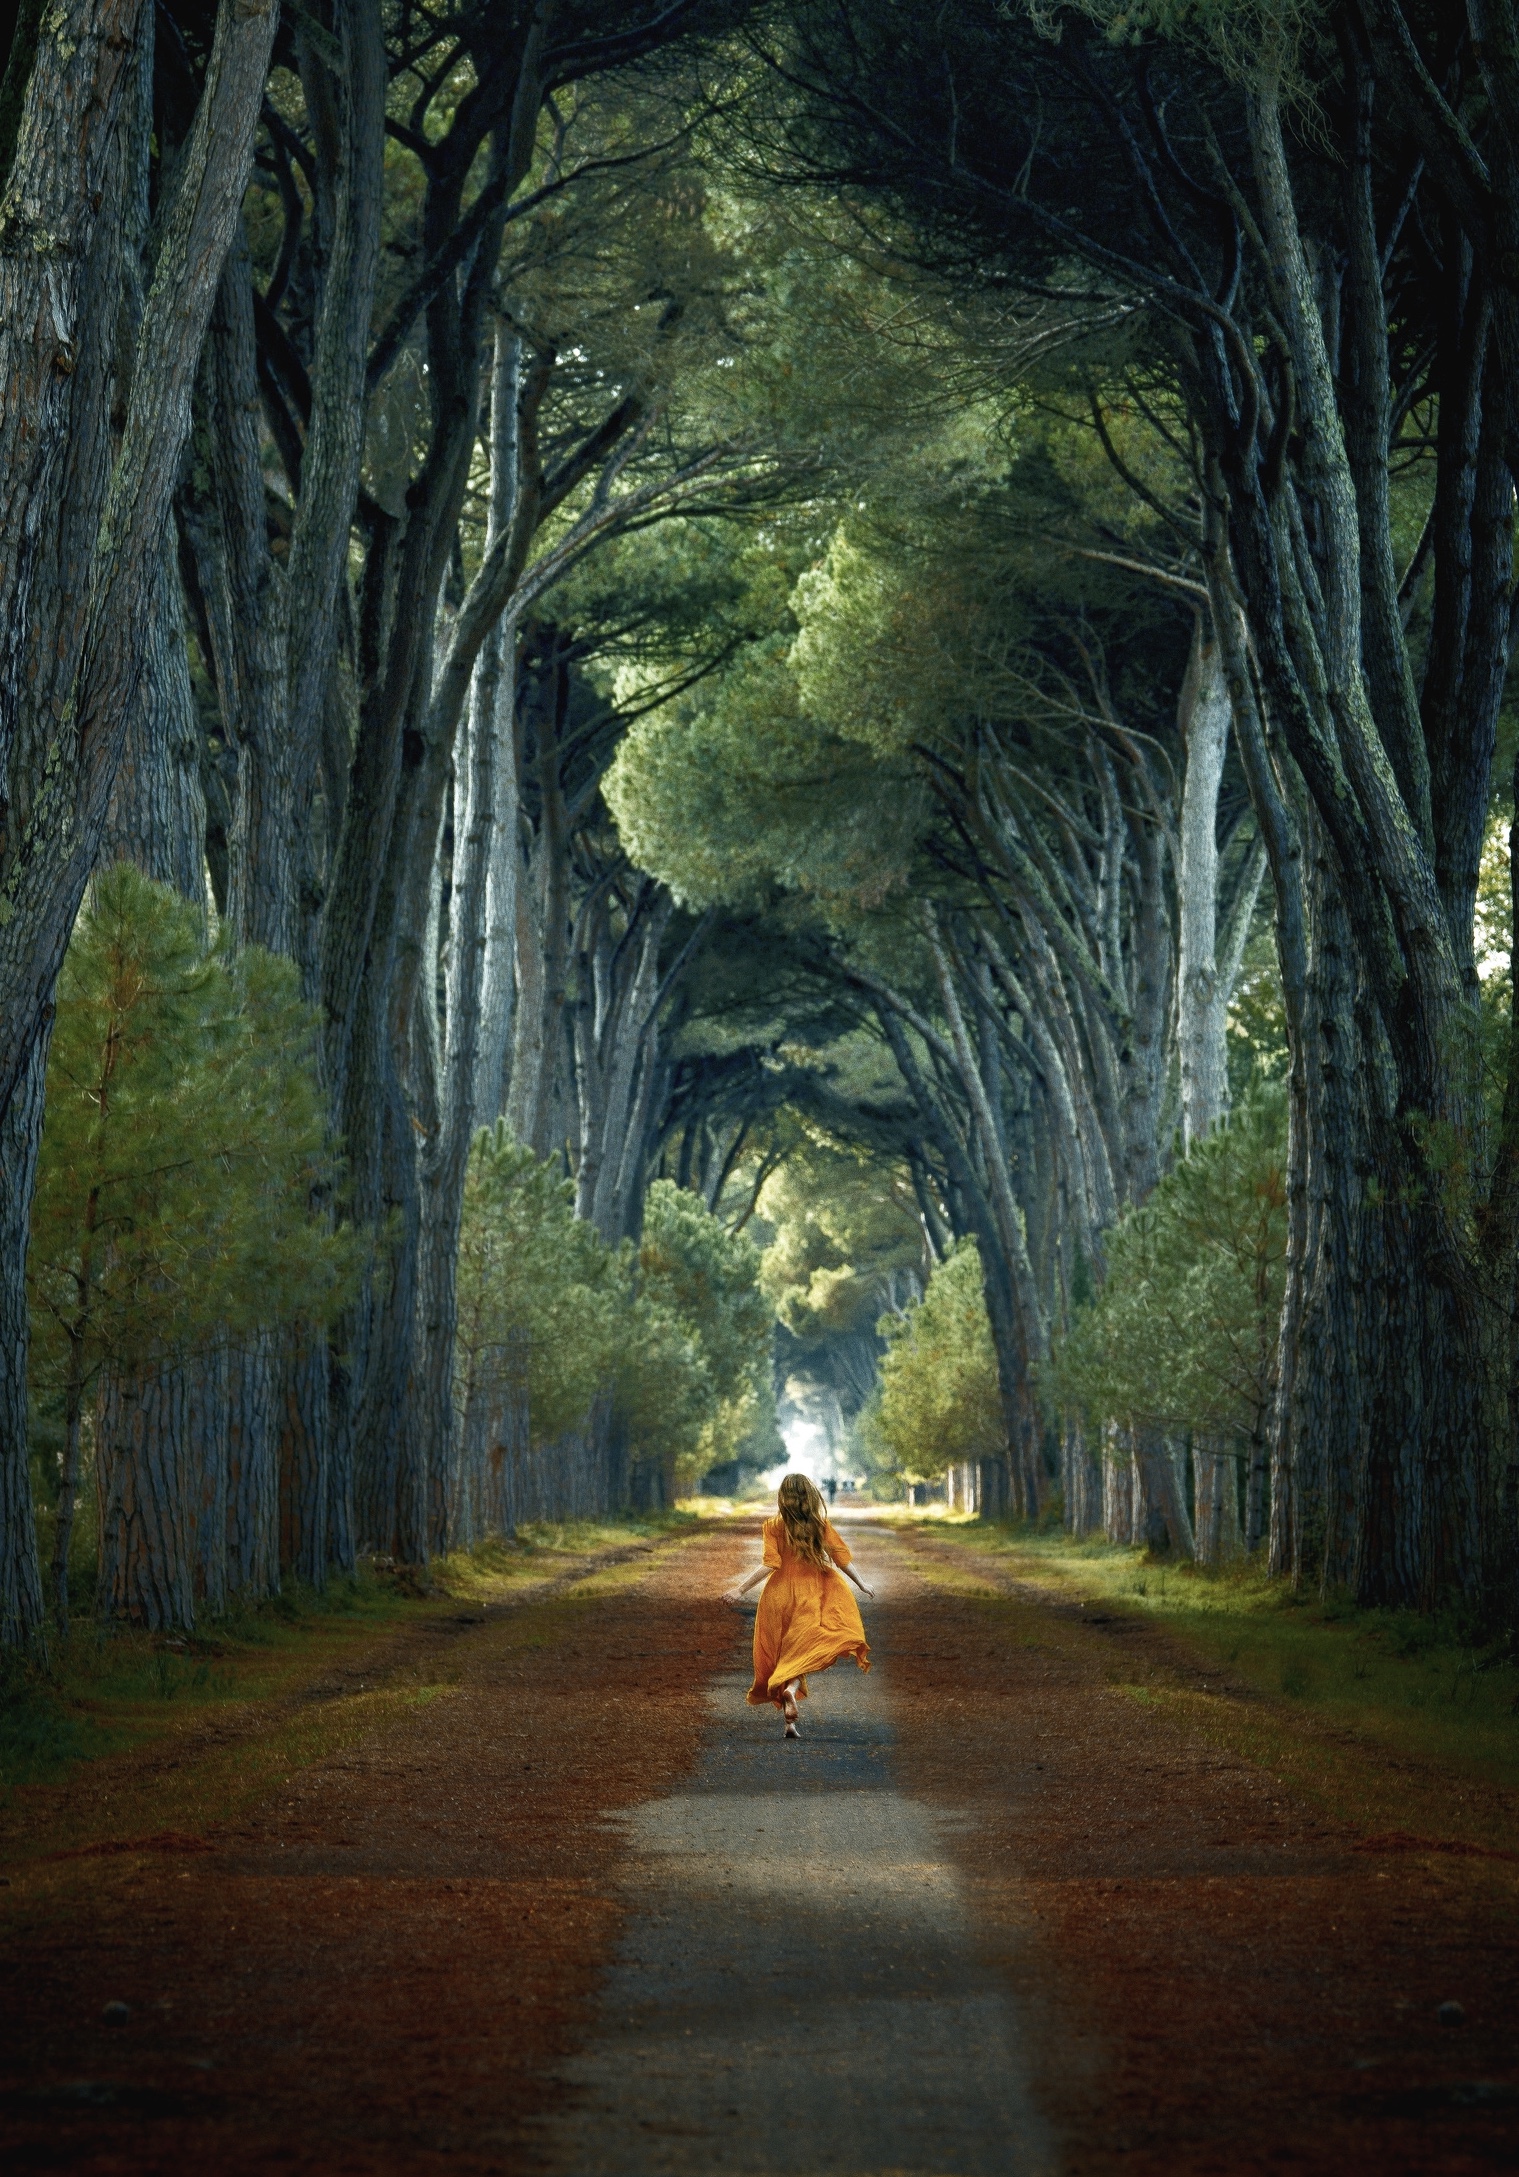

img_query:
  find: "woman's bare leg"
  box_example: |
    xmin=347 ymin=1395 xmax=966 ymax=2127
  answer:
xmin=781 ymin=1680 xmax=801 ymax=1736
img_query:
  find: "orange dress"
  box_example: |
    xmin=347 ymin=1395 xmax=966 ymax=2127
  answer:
xmin=746 ymin=1516 xmax=871 ymax=1708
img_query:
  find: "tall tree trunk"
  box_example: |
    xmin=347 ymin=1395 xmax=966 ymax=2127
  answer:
xmin=1133 ymin=1429 xmax=1194 ymax=1558
xmin=213 ymin=440 xmax=286 ymax=1588
xmin=0 ymin=1033 xmax=49 ymax=1641
xmin=191 ymin=1340 xmax=229 ymax=1616
xmin=225 ymin=1332 xmax=280 ymax=1601
xmin=514 ymin=642 xmax=575 ymax=1157
xmin=1229 ymin=79 xmax=1495 ymax=1611
xmin=96 ymin=1361 xmax=195 ymax=1630
xmin=101 ymin=538 xmax=208 ymax=899
xmin=1102 ymin=1423 xmax=1136 ymax=1546
xmin=1119 ymin=800 xmax=1172 ymax=1203
xmin=508 ymin=838 xmax=548 ymax=1148
xmin=1192 ymin=1435 xmax=1241 ymax=1566
xmin=1176 ymin=633 xmax=1232 ymax=1147
xmin=94 ymin=530 xmax=217 ymax=1623
xmin=927 ymin=917 xmax=1046 ymax=1516
xmin=589 ymin=896 xmax=673 ymax=1243
xmin=284 ymin=0 xmax=386 ymax=943
xmin=1062 ymin=1415 xmax=1101 ymax=1536
xmin=278 ymin=1334 xmax=329 ymax=1588
xmin=1205 ymin=513 xmax=1312 ymax=1570
xmin=206 ymin=224 xmax=292 ymax=955
xmin=94 ymin=39 xmax=216 ymax=1611
xmin=0 ymin=0 xmax=277 ymax=1645
xmin=1284 ymin=841 xmax=1369 ymax=1592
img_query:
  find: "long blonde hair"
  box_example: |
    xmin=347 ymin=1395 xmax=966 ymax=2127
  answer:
xmin=777 ymin=1473 xmax=831 ymax=1569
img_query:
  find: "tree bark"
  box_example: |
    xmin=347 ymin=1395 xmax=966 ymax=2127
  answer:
xmin=96 ymin=1361 xmax=196 ymax=1631
xmin=472 ymin=331 xmax=525 ymax=1127
xmin=101 ymin=537 xmax=208 ymax=900
xmin=0 ymin=1031 xmax=49 ymax=1641
xmin=190 ymin=1340 xmax=229 ymax=1616
xmin=1062 ymin=1415 xmax=1102 ymax=1536
xmin=1176 ymin=632 xmax=1232 ymax=1147
xmin=0 ymin=0 xmax=277 ymax=1646
xmin=1192 ymin=1435 xmax=1241 ymax=1566
xmin=1133 ymin=1428 xmax=1194 ymax=1559
xmin=224 ymin=1332 xmax=280 ymax=1601
xmin=1102 ymin=1422 xmax=1136 ymax=1546
xmin=278 ymin=1333 xmax=329 ymax=1588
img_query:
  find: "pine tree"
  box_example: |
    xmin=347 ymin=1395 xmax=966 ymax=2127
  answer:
xmin=862 ymin=1241 xmax=1003 ymax=1491
xmin=28 ymin=865 xmax=360 ymax=1629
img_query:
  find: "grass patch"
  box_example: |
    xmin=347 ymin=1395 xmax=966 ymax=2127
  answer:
xmin=0 ymin=1567 xmax=433 ymax=1799
xmin=828 ymin=1500 xmax=980 ymax=1525
xmin=0 ymin=1654 xmax=108 ymax=1787
xmin=896 ymin=1521 xmax=1519 ymax=1850
xmin=1 ymin=1516 xmax=711 ymax=1874
xmin=2 ymin=1515 xmax=703 ymax=1804
xmin=516 ymin=1509 xmax=701 ymax=1550
xmin=435 ymin=1512 xmax=698 ymax=1600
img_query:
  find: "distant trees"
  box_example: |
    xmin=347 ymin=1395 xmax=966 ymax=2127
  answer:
xmin=856 ymin=1093 xmax=1287 ymax=1556
xmin=614 ymin=407 xmax=1264 ymax=1531
xmin=860 ymin=1243 xmax=1003 ymax=1496
xmin=454 ymin=1135 xmax=776 ymax=1534
xmin=1053 ymin=1090 xmax=1290 ymax=1564
xmin=669 ymin=0 xmax=1519 ymax=1612
xmin=636 ymin=1180 xmax=778 ymax=1482
xmin=0 ymin=1 xmax=806 ymax=1642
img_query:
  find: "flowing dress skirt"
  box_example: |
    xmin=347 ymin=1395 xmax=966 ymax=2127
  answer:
xmin=747 ymin=1515 xmax=870 ymax=1706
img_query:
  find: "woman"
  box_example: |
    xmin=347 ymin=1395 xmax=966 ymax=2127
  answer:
xmin=728 ymin=1473 xmax=873 ymax=1737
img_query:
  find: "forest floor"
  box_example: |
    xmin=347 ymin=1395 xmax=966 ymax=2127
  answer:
xmin=0 ymin=1513 xmax=1515 ymax=2174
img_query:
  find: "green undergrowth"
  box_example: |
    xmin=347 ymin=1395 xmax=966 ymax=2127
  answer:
xmin=517 ymin=1508 xmax=702 ymax=1550
xmin=907 ymin=1521 xmax=1519 ymax=1847
xmin=830 ymin=1500 xmax=978 ymax=1524
xmin=0 ymin=1568 xmax=435 ymax=1800
xmin=0 ymin=1514 xmax=699 ymax=1802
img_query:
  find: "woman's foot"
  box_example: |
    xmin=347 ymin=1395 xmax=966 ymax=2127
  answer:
xmin=780 ymin=1683 xmax=800 ymax=1736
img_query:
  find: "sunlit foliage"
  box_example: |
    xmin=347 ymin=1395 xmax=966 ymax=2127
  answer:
xmin=29 ymin=864 xmax=360 ymax=1417
xmin=1050 ymin=1089 xmax=1288 ymax=1444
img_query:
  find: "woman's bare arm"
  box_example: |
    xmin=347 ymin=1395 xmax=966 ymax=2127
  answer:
xmin=723 ymin=1566 xmax=769 ymax=1605
xmin=839 ymin=1562 xmax=874 ymax=1598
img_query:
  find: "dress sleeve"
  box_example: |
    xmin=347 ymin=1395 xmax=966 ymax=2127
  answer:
xmin=823 ymin=1522 xmax=852 ymax=1568
xmin=762 ymin=1519 xmax=782 ymax=1569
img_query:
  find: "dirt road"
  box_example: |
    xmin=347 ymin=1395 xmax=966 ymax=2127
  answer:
xmin=2 ymin=1520 xmax=1516 ymax=2174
